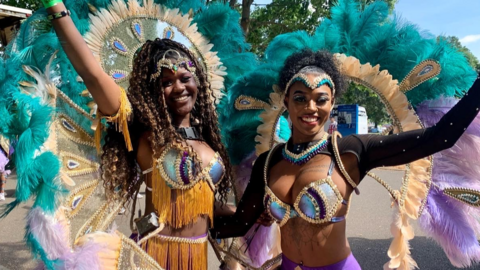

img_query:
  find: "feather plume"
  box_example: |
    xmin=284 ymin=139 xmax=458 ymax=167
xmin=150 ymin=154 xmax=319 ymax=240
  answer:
xmin=416 ymin=97 xmax=480 ymax=267
xmin=27 ymin=207 xmax=70 ymax=260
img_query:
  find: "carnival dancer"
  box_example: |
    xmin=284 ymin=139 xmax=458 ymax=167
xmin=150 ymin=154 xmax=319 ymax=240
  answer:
xmin=44 ymin=0 xmax=237 ymax=268
xmin=210 ymin=50 xmax=480 ymax=269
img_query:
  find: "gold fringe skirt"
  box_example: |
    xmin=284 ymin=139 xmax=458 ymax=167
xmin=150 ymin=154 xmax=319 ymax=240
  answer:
xmin=152 ymin=167 xmax=214 ymax=229
xmin=142 ymin=233 xmax=208 ymax=270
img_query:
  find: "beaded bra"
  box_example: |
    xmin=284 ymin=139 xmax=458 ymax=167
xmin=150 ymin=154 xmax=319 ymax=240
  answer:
xmin=264 ymin=144 xmax=351 ymax=227
xmin=143 ymin=142 xmax=225 ymax=191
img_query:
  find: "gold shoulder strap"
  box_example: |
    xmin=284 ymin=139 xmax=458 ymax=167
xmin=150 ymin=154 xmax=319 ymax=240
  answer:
xmin=330 ymin=131 xmax=360 ymax=195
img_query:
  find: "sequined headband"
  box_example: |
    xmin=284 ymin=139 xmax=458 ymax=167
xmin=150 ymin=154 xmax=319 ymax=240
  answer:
xmin=150 ymin=49 xmax=200 ymax=85
xmin=285 ymin=72 xmax=336 ymax=96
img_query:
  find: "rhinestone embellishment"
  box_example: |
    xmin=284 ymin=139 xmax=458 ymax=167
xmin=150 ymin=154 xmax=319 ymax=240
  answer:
xmin=71 ymin=195 xmax=83 ymax=210
xmin=67 ymin=160 xmax=80 ymax=170
xmin=62 ymin=119 xmax=77 ymax=133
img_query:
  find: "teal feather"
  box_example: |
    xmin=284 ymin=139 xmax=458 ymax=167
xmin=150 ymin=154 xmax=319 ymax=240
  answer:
xmin=193 ymin=3 xmax=256 ymax=90
xmin=329 ymin=0 xmax=360 ymax=54
xmin=156 ymin=0 xmax=205 ymax=14
xmin=0 ymin=58 xmax=5 ymax=84
xmin=26 ymin=233 xmax=58 ymax=270
xmin=265 ymin=31 xmax=315 ymax=64
xmin=222 ymin=64 xmax=281 ymax=163
xmin=350 ymin=1 xmax=389 ymax=54
xmin=32 ymin=152 xmax=66 ymax=213
xmin=0 ymin=93 xmax=63 ymax=218
xmin=193 ymin=3 xmax=231 ymax=38
xmin=313 ymin=19 xmax=340 ymax=52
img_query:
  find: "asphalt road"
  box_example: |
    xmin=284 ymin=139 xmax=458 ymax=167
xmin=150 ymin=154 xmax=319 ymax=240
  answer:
xmin=0 ymin=170 xmax=474 ymax=269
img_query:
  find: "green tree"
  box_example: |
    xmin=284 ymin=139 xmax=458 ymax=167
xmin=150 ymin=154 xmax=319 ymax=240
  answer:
xmin=338 ymin=83 xmax=390 ymax=128
xmin=246 ymin=0 xmax=329 ymax=55
xmin=238 ymin=0 xmax=397 ymax=55
xmin=440 ymin=36 xmax=480 ymax=72
xmin=0 ymin=0 xmax=41 ymax=10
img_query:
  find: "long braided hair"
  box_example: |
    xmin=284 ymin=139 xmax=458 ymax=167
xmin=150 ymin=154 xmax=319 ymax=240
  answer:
xmin=101 ymin=38 xmax=233 ymax=207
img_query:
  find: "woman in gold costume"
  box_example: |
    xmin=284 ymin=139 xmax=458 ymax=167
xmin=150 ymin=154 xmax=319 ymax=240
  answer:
xmin=46 ymin=1 xmax=235 ymax=269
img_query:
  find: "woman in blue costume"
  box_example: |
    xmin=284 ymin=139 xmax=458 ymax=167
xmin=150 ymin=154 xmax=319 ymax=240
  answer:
xmin=210 ymin=49 xmax=480 ymax=270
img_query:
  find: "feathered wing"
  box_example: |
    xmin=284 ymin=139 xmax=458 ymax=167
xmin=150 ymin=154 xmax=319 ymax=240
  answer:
xmin=0 ymin=0 xmax=257 ymax=269
xmin=416 ymin=98 xmax=480 ymax=267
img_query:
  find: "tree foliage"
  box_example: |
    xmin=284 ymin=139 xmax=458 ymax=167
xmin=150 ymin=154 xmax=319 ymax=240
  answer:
xmin=338 ymin=83 xmax=390 ymax=127
xmin=240 ymin=0 xmax=397 ymax=55
xmin=246 ymin=0 xmax=329 ymax=55
xmin=0 ymin=0 xmax=41 ymax=10
xmin=440 ymin=36 xmax=480 ymax=72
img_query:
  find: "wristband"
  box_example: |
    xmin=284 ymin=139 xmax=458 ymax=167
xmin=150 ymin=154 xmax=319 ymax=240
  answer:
xmin=47 ymin=10 xmax=71 ymax=21
xmin=42 ymin=0 xmax=63 ymax=9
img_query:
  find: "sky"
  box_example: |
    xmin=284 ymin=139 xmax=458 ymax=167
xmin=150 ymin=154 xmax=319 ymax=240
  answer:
xmin=253 ymin=0 xmax=480 ymax=59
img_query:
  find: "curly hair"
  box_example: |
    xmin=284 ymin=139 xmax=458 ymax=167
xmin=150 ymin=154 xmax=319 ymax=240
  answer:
xmin=279 ymin=50 xmax=346 ymax=99
xmin=101 ymin=38 xmax=233 ymax=207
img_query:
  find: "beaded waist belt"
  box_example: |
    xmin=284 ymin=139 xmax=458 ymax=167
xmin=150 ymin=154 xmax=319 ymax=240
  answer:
xmin=154 ymin=233 xmax=208 ymax=244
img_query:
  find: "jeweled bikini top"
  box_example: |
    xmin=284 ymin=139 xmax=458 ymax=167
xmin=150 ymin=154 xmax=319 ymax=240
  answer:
xmin=143 ymin=142 xmax=225 ymax=191
xmin=263 ymin=144 xmax=350 ymax=227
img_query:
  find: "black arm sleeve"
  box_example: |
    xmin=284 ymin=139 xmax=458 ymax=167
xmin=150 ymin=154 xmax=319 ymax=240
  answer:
xmin=338 ymin=77 xmax=480 ymax=178
xmin=210 ymin=153 xmax=268 ymax=239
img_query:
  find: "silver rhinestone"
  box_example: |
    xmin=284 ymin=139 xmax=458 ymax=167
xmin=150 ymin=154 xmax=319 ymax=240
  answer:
xmin=450 ymin=123 xmax=453 ymax=125
xmin=445 ymin=140 xmax=448 ymax=143
xmin=246 ymin=223 xmax=248 ymax=225
xmin=464 ymin=128 xmax=467 ymax=130
xmin=417 ymin=136 xmax=420 ymax=139
xmin=253 ymin=205 xmax=256 ymax=208
xmin=380 ymin=141 xmax=383 ymax=143
xmin=477 ymin=108 xmax=479 ymax=111
xmin=224 ymin=223 xmax=226 ymax=225
xmin=403 ymin=149 xmax=405 ymax=152
xmin=241 ymin=210 xmax=244 ymax=213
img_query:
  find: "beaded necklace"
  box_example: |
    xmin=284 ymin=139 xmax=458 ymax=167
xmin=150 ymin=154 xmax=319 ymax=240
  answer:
xmin=282 ymin=133 xmax=329 ymax=166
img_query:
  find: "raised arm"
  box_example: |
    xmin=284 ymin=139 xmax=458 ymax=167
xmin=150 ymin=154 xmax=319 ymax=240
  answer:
xmin=210 ymin=154 xmax=268 ymax=239
xmin=340 ymin=76 xmax=480 ymax=176
xmin=46 ymin=1 xmax=120 ymax=115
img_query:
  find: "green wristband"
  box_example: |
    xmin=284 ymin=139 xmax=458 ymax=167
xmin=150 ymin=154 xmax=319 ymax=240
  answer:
xmin=42 ymin=0 xmax=63 ymax=8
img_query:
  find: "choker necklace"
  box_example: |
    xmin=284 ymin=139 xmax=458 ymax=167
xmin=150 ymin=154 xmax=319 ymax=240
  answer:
xmin=282 ymin=133 xmax=329 ymax=166
xmin=176 ymin=127 xmax=203 ymax=141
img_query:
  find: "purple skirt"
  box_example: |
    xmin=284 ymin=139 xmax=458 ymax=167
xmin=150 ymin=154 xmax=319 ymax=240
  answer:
xmin=281 ymin=253 xmax=361 ymax=270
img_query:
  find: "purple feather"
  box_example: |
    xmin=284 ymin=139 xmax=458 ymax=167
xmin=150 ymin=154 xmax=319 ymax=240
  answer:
xmin=0 ymin=150 xmax=10 ymax=176
xmin=417 ymin=97 xmax=480 ymax=267
xmin=59 ymin=237 xmax=104 ymax=270
xmin=28 ymin=207 xmax=119 ymax=269
xmin=27 ymin=207 xmax=70 ymax=260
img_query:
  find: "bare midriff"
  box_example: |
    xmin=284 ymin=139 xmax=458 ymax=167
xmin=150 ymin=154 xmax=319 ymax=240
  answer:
xmin=281 ymin=217 xmax=351 ymax=266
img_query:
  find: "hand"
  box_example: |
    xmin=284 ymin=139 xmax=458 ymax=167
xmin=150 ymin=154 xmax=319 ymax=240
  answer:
xmin=256 ymin=211 xmax=274 ymax=226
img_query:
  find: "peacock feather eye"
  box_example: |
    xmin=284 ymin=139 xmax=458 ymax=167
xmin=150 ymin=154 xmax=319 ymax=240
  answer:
xmin=109 ymin=70 xmax=129 ymax=83
xmin=111 ymin=38 xmax=129 ymax=56
xmin=131 ymin=20 xmax=144 ymax=42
